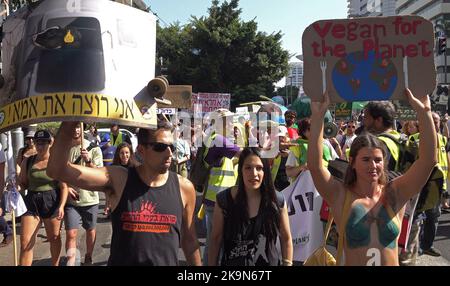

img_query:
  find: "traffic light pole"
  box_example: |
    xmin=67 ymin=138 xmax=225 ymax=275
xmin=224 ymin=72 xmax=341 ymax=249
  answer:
xmin=444 ymin=48 xmax=447 ymax=84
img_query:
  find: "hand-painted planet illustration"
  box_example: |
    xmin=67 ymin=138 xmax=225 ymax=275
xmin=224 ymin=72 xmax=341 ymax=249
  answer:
xmin=332 ymin=51 xmax=398 ymax=102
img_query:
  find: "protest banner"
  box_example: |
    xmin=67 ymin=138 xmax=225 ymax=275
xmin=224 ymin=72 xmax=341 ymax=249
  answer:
xmin=0 ymin=0 xmax=158 ymax=133
xmin=393 ymin=101 xmax=417 ymax=120
xmin=334 ymin=102 xmax=353 ymax=121
xmin=191 ymin=93 xmax=231 ymax=113
xmin=303 ymin=16 xmax=436 ymax=103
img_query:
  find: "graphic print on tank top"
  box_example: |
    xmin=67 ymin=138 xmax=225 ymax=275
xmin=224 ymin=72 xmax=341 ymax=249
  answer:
xmin=120 ymin=200 xmax=178 ymax=233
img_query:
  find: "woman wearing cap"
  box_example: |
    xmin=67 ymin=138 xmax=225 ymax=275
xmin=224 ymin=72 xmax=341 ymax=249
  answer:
xmin=18 ymin=130 xmax=68 ymax=266
xmin=16 ymin=130 xmax=37 ymax=186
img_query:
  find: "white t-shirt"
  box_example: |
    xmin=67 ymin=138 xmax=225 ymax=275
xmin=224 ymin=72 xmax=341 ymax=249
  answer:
xmin=342 ymin=134 xmax=357 ymax=153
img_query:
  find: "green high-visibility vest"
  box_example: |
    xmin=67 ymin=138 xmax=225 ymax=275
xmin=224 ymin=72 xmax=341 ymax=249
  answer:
xmin=271 ymin=156 xmax=282 ymax=182
xmin=110 ymin=132 xmax=124 ymax=147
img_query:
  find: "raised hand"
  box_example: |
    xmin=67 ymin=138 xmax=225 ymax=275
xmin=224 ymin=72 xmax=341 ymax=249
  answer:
xmin=405 ymin=88 xmax=431 ymax=113
xmin=311 ymin=91 xmax=330 ymax=117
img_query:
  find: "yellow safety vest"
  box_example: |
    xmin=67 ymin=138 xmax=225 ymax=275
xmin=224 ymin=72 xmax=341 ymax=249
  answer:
xmin=408 ymin=132 xmax=447 ymax=189
xmin=378 ymin=131 xmax=401 ymax=171
xmin=437 ymin=134 xmax=448 ymax=189
xmin=110 ymin=132 xmax=124 ymax=147
xmin=204 ymin=134 xmax=238 ymax=203
xmin=271 ymin=156 xmax=281 ymax=182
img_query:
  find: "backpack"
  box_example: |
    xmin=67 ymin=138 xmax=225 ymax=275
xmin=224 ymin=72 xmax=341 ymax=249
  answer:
xmin=378 ymin=133 xmax=418 ymax=174
xmin=188 ymin=145 xmax=212 ymax=192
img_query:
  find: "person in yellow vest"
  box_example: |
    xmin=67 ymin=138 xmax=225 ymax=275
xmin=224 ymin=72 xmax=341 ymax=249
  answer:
xmin=202 ymin=109 xmax=240 ymax=266
xmin=110 ymin=124 xmax=132 ymax=148
xmin=363 ymin=101 xmax=402 ymax=171
xmin=415 ymin=112 xmax=450 ymax=258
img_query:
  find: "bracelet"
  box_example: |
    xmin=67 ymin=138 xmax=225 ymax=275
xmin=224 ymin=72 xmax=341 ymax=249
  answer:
xmin=282 ymin=259 xmax=293 ymax=266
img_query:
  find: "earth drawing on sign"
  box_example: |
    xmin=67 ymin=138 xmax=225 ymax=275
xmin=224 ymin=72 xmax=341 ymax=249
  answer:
xmin=332 ymin=51 xmax=398 ymax=102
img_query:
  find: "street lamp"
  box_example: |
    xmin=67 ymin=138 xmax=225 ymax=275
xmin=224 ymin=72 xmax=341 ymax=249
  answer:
xmin=288 ymin=76 xmax=295 ymax=106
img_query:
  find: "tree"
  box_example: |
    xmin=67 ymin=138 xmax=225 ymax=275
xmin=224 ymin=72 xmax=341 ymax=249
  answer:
xmin=157 ymin=0 xmax=290 ymax=108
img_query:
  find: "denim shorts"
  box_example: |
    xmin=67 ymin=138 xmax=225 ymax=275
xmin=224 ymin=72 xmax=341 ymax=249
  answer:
xmin=64 ymin=204 xmax=98 ymax=231
xmin=23 ymin=189 xmax=60 ymax=219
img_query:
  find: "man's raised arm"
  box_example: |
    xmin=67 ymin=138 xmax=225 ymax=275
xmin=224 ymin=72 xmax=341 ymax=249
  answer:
xmin=47 ymin=122 xmax=121 ymax=194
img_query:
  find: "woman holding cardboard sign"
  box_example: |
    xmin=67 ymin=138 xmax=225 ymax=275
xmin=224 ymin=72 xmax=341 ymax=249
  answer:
xmin=307 ymin=89 xmax=436 ymax=266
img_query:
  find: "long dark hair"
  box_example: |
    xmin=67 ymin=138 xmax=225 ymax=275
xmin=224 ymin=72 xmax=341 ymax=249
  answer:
xmin=112 ymin=142 xmax=133 ymax=167
xmin=344 ymin=133 xmax=388 ymax=187
xmin=229 ymin=148 xmax=281 ymax=244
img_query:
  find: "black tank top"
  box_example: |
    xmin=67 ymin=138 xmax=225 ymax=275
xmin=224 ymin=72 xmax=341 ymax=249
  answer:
xmin=108 ymin=168 xmax=183 ymax=266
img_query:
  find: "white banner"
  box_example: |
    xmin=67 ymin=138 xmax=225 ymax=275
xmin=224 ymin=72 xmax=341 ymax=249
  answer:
xmin=191 ymin=93 xmax=231 ymax=113
xmin=282 ymin=171 xmax=324 ymax=262
xmin=157 ymin=108 xmax=176 ymax=115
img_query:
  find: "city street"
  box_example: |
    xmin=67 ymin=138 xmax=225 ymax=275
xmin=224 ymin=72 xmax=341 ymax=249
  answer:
xmin=0 ymin=192 xmax=449 ymax=266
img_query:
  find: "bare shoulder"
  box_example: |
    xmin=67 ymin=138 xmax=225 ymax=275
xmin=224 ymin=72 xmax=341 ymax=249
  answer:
xmin=178 ymin=175 xmax=195 ymax=193
xmin=107 ymin=165 xmax=129 ymax=195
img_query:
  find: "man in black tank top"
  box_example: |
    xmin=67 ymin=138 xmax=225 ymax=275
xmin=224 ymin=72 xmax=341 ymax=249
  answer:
xmin=48 ymin=120 xmax=202 ymax=266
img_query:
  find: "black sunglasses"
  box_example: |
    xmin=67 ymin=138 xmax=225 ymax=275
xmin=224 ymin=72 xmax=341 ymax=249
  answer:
xmin=142 ymin=142 xmax=175 ymax=153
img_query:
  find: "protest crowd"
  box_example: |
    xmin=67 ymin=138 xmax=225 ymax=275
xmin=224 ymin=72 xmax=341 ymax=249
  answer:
xmin=0 ymin=0 xmax=448 ymax=268
xmin=0 ymin=89 xmax=448 ymax=267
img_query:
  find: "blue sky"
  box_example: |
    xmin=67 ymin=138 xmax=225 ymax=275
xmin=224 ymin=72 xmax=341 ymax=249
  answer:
xmin=144 ymin=0 xmax=348 ymax=61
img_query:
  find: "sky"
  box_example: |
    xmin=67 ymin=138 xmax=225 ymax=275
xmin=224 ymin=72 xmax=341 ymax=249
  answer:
xmin=144 ymin=0 xmax=348 ymax=61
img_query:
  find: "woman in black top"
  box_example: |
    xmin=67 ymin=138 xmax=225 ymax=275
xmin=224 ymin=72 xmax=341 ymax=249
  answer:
xmin=104 ymin=143 xmax=135 ymax=217
xmin=208 ymin=148 xmax=293 ymax=266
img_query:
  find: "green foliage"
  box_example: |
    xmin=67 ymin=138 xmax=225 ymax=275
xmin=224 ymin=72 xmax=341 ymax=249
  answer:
xmin=157 ymin=0 xmax=290 ymax=109
xmin=37 ymin=121 xmax=61 ymax=136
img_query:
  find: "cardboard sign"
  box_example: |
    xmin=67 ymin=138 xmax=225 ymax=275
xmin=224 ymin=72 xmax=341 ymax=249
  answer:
xmin=191 ymin=93 xmax=231 ymax=113
xmin=303 ymin=16 xmax=436 ymax=103
xmin=159 ymin=86 xmax=192 ymax=109
xmin=0 ymin=0 xmax=157 ymax=133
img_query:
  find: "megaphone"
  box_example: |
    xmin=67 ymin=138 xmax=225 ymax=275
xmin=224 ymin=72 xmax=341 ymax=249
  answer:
xmin=323 ymin=122 xmax=338 ymax=139
xmin=147 ymin=76 xmax=172 ymax=105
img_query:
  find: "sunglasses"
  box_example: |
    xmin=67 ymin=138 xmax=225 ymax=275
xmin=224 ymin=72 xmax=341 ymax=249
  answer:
xmin=142 ymin=142 xmax=175 ymax=153
xmin=348 ymin=126 xmax=356 ymax=129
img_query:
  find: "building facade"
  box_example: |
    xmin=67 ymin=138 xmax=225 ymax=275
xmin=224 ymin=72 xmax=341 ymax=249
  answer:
xmin=397 ymin=0 xmax=450 ymax=86
xmin=348 ymin=0 xmax=397 ymax=18
xmin=286 ymin=61 xmax=303 ymax=88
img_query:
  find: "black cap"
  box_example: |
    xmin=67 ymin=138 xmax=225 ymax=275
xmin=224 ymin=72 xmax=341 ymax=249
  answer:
xmin=34 ymin=130 xmax=52 ymax=142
